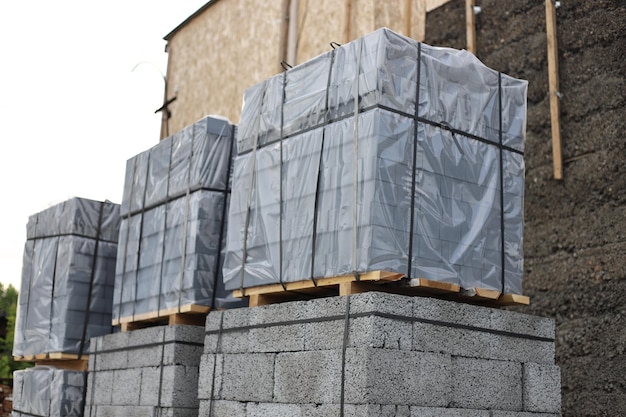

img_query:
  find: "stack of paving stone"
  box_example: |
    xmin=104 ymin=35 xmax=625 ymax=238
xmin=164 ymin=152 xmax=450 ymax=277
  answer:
xmin=13 ymin=197 xmax=120 ymax=358
xmin=113 ymin=115 xmax=244 ymax=325
xmin=83 ymin=325 xmax=205 ymax=417
xmin=223 ymin=27 xmax=527 ymax=296
xmin=12 ymin=366 xmax=86 ymax=417
xmin=198 ymin=292 xmax=561 ymax=416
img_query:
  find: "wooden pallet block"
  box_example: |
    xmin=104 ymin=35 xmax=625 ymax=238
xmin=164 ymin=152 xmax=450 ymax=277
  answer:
xmin=232 ymin=271 xmax=529 ymax=307
xmin=14 ymin=353 xmax=89 ymax=371
xmin=114 ymin=304 xmax=210 ymax=332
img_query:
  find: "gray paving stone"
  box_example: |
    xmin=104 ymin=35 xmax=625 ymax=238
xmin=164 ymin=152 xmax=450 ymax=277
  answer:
xmin=344 ymin=347 xmax=452 ymax=406
xmin=274 ymin=350 xmax=342 ymax=403
xmin=451 ymin=357 xmax=522 ymax=411
xmin=523 ymin=363 xmax=561 ymax=413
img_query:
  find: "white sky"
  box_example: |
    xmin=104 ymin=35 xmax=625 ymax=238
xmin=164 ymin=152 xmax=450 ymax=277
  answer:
xmin=0 ymin=1 xmax=210 ymax=290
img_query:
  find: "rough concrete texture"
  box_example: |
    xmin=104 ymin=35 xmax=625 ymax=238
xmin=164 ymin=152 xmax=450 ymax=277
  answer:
xmin=86 ymin=324 xmax=204 ymax=417
xmin=199 ymin=293 xmax=560 ymax=415
xmin=523 ymin=363 xmax=562 ymax=413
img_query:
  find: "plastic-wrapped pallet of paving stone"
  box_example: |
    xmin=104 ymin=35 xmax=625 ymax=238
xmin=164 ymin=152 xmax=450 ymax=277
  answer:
xmin=113 ymin=115 xmax=245 ymax=325
xmin=13 ymin=197 xmax=119 ymax=358
xmin=224 ymin=27 xmax=526 ymax=296
xmin=12 ymin=366 xmax=86 ymax=417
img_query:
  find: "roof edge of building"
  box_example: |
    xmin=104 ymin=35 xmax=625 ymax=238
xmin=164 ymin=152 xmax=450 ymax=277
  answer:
xmin=164 ymin=0 xmax=220 ymax=41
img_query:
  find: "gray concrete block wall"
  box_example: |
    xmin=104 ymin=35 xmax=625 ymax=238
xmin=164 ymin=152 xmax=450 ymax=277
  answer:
xmin=85 ymin=324 xmax=204 ymax=417
xmin=198 ymin=292 xmax=561 ymax=416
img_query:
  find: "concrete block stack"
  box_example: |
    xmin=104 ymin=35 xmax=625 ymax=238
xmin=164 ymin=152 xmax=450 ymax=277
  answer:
xmin=113 ymin=115 xmax=244 ymax=326
xmin=198 ymin=292 xmax=561 ymax=416
xmin=84 ymin=325 xmax=205 ymax=417
xmin=224 ymin=27 xmax=527 ymax=296
xmin=12 ymin=366 xmax=86 ymax=417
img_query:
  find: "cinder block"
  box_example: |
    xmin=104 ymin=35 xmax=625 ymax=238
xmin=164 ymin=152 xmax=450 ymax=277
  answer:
xmin=91 ymin=405 xmax=154 ymax=417
xmin=410 ymin=407 xmax=489 ymax=417
xmin=350 ymin=315 xmax=412 ymax=350
xmin=412 ymin=321 xmax=491 ymax=357
xmin=301 ymin=403 xmax=341 ymax=417
xmin=413 ymin=297 xmax=492 ymax=329
xmin=274 ymin=350 xmax=342 ymax=403
xmin=523 ymin=363 xmax=561 ymax=413
xmin=491 ymin=413 xmax=560 ymax=417
xmin=127 ymin=326 xmax=166 ymax=348
xmin=343 ymin=404 xmax=383 ymax=417
xmin=249 ymin=301 xmax=308 ymax=326
xmin=345 ymin=347 xmax=452 ymax=406
xmin=157 ymin=408 xmax=199 ymax=417
xmin=97 ymin=332 xmax=130 ymax=352
xmin=249 ymin=323 xmax=306 ymax=352
xmin=451 ymin=357 xmax=522 ymax=411
xmin=220 ymin=353 xmax=275 ymax=402
xmin=206 ymin=308 xmax=251 ymax=333
xmin=489 ymin=309 xmax=555 ymax=340
xmin=138 ymin=366 xmax=160 ymax=406
xmin=159 ymin=365 xmax=199 ymax=408
xmin=381 ymin=404 xmax=411 ymax=416
xmin=247 ymin=402 xmax=303 ymax=417
xmin=302 ymin=296 xmax=347 ymax=320
xmin=89 ymin=370 xmax=114 ymax=405
xmin=127 ymin=345 xmax=163 ymax=368
xmin=163 ymin=343 xmax=203 ymax=366
xmin=164 ymin=324 xmax=205 ymax=344
xmin=304 ymin=319 xmax=345 ymax=350
xmin=350 ymin=292 xmax=413 ymax=316
xmin=96 ymin=350 xmax=128 ymax=371
xmin=199 ymin=399 xmax=246 ymax=417
xmin=490 ymin=334 xmax=555 ymax=364
xmin=111 ymin=368 xmax=142 ymax=406
xmin=197 ymin=354 xmax=223 ymax=401
xmin=205 ymin=330 xmax=250 ymax=354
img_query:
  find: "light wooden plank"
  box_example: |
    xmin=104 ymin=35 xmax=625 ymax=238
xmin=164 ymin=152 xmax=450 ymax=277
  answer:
xmin=546 ymin=0 xmax=563 ymax=180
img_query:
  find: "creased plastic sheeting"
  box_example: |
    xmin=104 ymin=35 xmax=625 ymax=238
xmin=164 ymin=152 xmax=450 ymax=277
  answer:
xmin=13 ymin=197 xmax=119 ymax=357
xmin=113 ymin=115 xmax=244 ymax=323
xmin=225 ymin=27 xmax=526 ymax=294
xmin=12 ymin=366 xmax=85 ymax=417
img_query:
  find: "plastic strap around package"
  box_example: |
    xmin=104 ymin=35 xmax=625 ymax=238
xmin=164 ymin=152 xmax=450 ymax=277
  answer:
xmin=407 ymin=42 xmax=422 ymax=280
xmin=157 ymin=138 xmax=174 ymax=314
xmin=208 ymin=312 xmax=224 ymax=417
xmin=239 ymin=81 xmax=269 ymax=295
xmin=211 ymin=127 xmax=236 ymax=309
xmin=339 ymin=295 xmax=351 ymax=417
xmin=77 ymin=202 xmax=105 ymax=359
xmin=351 ymin=38 xmax=363 ymax=280
xmin=309 ymin=47 xmax=337 ymax=285
xmin=176 ymin=127 xmax=195 ymax=314
xmin=498 ymin=72 xmax=506 ymax=294
xmin=156 ymin=328 xmax=167 ymax=412
xmin=18 ymin=217 xmax=39 ymax=357
xmin=279 ymin=70 xmax=286 ymax=289
xmin=45 ymin=236 xmax=61 ymax=354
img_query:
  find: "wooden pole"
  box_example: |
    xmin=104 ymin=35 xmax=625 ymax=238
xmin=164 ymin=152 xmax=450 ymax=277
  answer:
xmin=466 ymin=0 xmax=476 ymax=54
xmin=546 ymin=0 xmax=563 ymax=180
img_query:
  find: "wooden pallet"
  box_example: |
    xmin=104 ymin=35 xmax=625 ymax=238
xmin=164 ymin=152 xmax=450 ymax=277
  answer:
xmin=113 ymin=304 xmax=210 ymax=332
xmin=232 ymin=271 xmax=529 ymax=307
xmin=13 ymin=353 xmax=89 ymax=371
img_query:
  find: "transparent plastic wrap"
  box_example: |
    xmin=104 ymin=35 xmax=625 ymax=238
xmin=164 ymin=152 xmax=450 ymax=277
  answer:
xmin=113 ymin=115 xmax=245 ymax=323
xmin=13 ymin=198 xmax=119 ymax=357
xmin=224 ymin=27 xmax=526 ymax=295
xmin=12 ymin=366 xmax=85 ymax=417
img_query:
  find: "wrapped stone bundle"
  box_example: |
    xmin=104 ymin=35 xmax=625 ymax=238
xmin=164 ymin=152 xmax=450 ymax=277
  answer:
xmin=113 ymin=115 xmax=244 ymax=324
xmin=224 ymin=28 xmax=527 ymax=295
xmin=13 ymin=198 xmax=119 ymax=357
xmin=12 ymin=366 xmax=86 ymax=417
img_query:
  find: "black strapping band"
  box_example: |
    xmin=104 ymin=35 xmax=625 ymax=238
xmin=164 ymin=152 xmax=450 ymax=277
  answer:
xmin=339 ymin=295 xmax=351 ymax=417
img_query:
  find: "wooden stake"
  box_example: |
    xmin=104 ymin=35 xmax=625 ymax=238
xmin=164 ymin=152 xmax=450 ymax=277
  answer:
xmin=546 ymin=0 xmax=563 ymax=180
xmin=466 ymin=0 xmax=476 ymax=54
